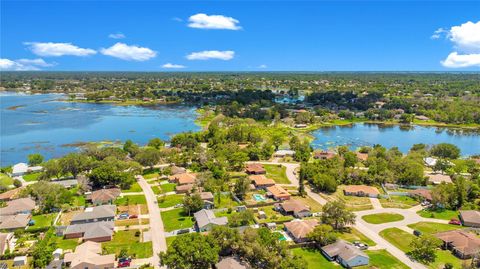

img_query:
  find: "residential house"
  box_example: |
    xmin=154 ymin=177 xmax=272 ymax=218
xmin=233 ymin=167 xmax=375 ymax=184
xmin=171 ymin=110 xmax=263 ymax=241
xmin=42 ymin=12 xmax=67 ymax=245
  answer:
xmin=0 ymin=198 xmax=36 ymax=216
xmin=11 ymin=163 xmax=42 ymax=177
xmin=321 ymin=240 xmax=369 ymax=268
xmin=435 ymin=230 xmax=480 ymax=259
xmin=427 ymin=173 xmax=452 ymax=185
xmin=169 ymin=173 xmax=197 ymax=185
xmin=194 ymin=209 xmax=228 ymax=232
xmin=0 ymin=188 xmax=23 ymax=201
xmin=267 ymin=185 xmax=291 ymax=201
xmin=13 ymin=256 xmax=27 ymax=267
xmin=170 ymin=166 xmax=186 ymax=175
xmin=86 ymin=188 xmax=121 ymax=205
xmin=409 ymin=189 xmax=433 ymax=202
xmin=0 ymin=232 xmax=15 ymax=255
xmin=245 ymin=163 xmax=266 ymax=175
xmin=51 ymin=179 xmax=78 ymax=189
xmin=283 ymin=219 xmax=319 ymax=243
xmin=63 ymin=241 xmax=115 ymax=269
xmin=424 ymin=157 xmax=438 ymax=167
xmin=343 ymin=185 xmax=379 ymax=198
xmin=459 ymin=210 xmax=480 ymax=227
xmin=216 ymin=256 xmax=250 ymax=269
xmin=274 ymin=200 xmax=311 ymax=218
xmin=314 ymin=151 xmax=336 ymax=160
xmin=356 ymin=152 xmax=369 ymax=162
xmin=175 ymin=184 xmax=195 ymax=194
xmin=273 ymin=150 xmax=295 ymax=158
xmin=70 ymin=205 xmax=116 ymax=225
xmin=64 ymin=221 xmax=114 ymax=242
xmin=200 ymin=192 xmax=215 ymax=209
xmin=250 ymin=175 xmax=275 ymax=189
xmin=0 ymin=214 xmax=31 ymax=231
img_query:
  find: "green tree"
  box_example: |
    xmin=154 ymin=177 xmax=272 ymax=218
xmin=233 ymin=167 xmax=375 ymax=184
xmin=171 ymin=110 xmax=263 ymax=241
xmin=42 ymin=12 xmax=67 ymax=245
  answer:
xmin=159 ymin=233 xmax=219 ymax=269
xmin=343 ymin=151 xmax=358 ymax=168
xmin=431 ymin=143 xmax=461 ymax=159
xmin=307 ymin=224 xmax=338 ymax=248
xmin=321 ymin=200 xmax=356 ymax=230
xmin=134 ymin=148 xmax=161 ymax=169
xmin=59 ymin=153 xmax=91 ymax=178
xmin=408 ymin=235 xmax=441 ymax=264
xmin=208 ymin=226 xmax=242 ymax=256
xmin=41 ymin=159 xmax=63 ymax=180
xmin=148 ymin=138 xmax=165 ymax=149
xmin=183 ymin=193 xmax=204 ymax=215
xmin=123 ymin=139 xmax=140 ymax=156
xmin=28 ymin=153 xmax=44 ymax=166
xmin=233 ymin=176 xmax=250 ymax=200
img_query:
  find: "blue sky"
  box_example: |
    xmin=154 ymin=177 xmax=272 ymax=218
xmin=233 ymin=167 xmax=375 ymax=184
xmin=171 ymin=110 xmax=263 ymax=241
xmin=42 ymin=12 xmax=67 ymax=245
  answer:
xmin=1 ymin=1 xmax=479 ymax=71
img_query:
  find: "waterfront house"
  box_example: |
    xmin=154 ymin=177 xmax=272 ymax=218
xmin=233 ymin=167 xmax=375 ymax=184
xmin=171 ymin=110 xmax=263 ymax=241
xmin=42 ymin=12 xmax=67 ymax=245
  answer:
xmin=273 ymin=150 xmax=295 ymax=158
xmin=314 ymin=151 xmax=336 ymax=160
xmin=321 ymin=240 xmax=369 ymax=268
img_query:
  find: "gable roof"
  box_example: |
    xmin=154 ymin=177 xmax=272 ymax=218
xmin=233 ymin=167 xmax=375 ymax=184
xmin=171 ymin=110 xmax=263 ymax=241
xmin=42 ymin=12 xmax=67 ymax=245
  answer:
xmin=71 ymin=205 xmax=116 ymax=223
xmin=65 ymin=221 xmax=114 ymax=240
xmin=250 ymin=175 xmax=275 ymax=186
xmin=284 ymin=219 xmax=318 ymax=239
xmin=435 ymin=230 xmax=480 ymax=257
xmin=194 ymin=209 xmax=228 ymax=228
xmin=64 ymin=241 xmax=115 ymax=269
xmin=0 ymin=214 xmax=31 ymax=230
xmin=12 ymin=163 xmax=28 ymax=175
xmin=0 ymin=198 xmax=36 ymax=216
xmin=322 ymin=240 xmax=368 ymax=261
xmin=199 ymin=192 xmax=214 ymax=201
xmin=169 ymin=173 xmax=197 ymax=185
xmin=267 ymin=185 xmax=290 ymax=199
xmin=460 ymin=210 xmax=480 ymax=225
xmin=170 ymin=166 xmax=186 ymax=175
xmin=88 ymin=188 xmax=121 ymax=204
xmin=0 ymin=188 xmax=23 ymax=201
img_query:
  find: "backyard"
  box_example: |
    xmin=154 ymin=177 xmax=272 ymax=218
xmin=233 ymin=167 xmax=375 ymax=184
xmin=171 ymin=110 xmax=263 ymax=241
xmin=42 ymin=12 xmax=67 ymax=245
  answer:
xmin=320 ymin=185 xmax=373 ymax=211
xmin=254 ymin=205 xmax=294 ymax=224
xmin=263 ymin=164 xmax=290 ymax=184
xmin=157 ymin=194 xmax=184 ymax=208
xmin=116 ymin=195 xmax=147 ymax=206
xmin=103 ymin=230 xmax=153 ymax=259
xmin=160 ymin=208 xmax=194 ymax=232
xmin=122 ymin=182 xmax=142 ymax=193
xmin=27 ymin=213 xmax=57 ymax=230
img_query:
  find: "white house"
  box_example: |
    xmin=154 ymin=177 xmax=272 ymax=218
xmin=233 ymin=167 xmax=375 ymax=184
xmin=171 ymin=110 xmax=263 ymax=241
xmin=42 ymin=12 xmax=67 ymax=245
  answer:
xmin=11 ymin=163 xmax=28 ymax=177
xmin=273 ymin=150 xmax=295 ymax=158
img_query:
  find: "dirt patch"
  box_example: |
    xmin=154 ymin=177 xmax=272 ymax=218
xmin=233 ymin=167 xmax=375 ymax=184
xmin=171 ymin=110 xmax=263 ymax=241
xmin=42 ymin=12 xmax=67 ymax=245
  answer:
xmin=118 ymin=204 xmax=148 ymax=215
xmin=60 ymin=210 xmax=82 ymax=225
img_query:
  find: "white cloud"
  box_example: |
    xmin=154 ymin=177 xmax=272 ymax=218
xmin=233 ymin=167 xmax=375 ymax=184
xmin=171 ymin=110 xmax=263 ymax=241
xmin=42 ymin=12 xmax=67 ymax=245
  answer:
xmin=441 ymin=52 xmax=480 ymax=68
xmin=258 ymin=64 xmax=267 ymax=68
xmin=108 ymin=33 xmax=126 ymax=39
xmin=100 ymin=42 xmax=157 ymax=61
xmin=172 ymin=17 xmax=183 ymax=22
xmin=448 ymin=21 xmax=480 ymax=53
xmin=186 ymin=50 xmax=235 ymax=60
xmin=188 ymin=13 xmax=241 ymax=30
xmin=431 ymin=28 xmax=446 ymax=40
xmin=162 ymin=63 xmax=186 ymax=69
xmin=0 ymin=58 xmax=54 ymax=71
xmin=25 ymin=42 xmax=96 ymax=57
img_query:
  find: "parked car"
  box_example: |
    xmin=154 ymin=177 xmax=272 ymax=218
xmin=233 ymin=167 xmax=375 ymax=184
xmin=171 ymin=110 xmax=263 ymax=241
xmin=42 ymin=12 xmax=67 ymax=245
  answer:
xmin=129 ymin=214 xmax=138 ymax=219
xmin=118 ymin=213 xmax=129 ymax=220
xmin=176 ymin=228 xmax=191 ymax=235
xmin=353 ymin=241 xmax=368 ymax=250
xmin=413 ymin=230 xmax=422 ymax=237
xmin=118 ymin=257 xmax=131 ymax=268
xmin=449 ymin=219 xmax=462 ymax=225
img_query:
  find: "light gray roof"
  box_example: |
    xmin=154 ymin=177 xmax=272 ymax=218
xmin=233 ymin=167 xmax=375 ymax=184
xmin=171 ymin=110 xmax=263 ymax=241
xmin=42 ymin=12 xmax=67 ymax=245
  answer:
xmin=0 ymin=198 xmax=35 ymax=216
xmin=0 ymin=214 xmax=31 ymax=230
xmin=216 ymin=257 xmax=250 ymax=269
xmin=51 ymin=179 xmax=78 ymax=188
xmin=71 ymin=205 xmax=116 ymax=222
xmin=65 ymin=221 xmax=114 ymax=239
xmin=321 ymin=240 xmax=368 ymax=262
xmin=194 ymin=209 xmax=228 ymax=229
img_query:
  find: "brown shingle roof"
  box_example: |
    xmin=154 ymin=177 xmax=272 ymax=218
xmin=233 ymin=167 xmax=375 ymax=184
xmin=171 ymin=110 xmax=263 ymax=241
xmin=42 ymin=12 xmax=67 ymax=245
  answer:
xmin=267 ymin=185 xmax=291 ymax=200
xmin=250 ymin=175 xmax=275 ymax=186
xmin=343 ymin=185 xmax=379 ymax=196
xmin=356 ymin=152 xmax=369 ymax=161
xmin=245 ymin=163 xmax=266 ymax=174
xmin=88 ymin=188 xmax=121 ymax=204
xmin=409 ymin=189 xmax=432 ymax=201
xmin=63 ymin=241 xmax=115 ymax=269
xmin=284 ymin=219 xmax=318 ymax=240
xmin=436 ymin=230 xmax=480 ymax=257
xmin=322 ymin=240 xmax=368 ymax=261
xmin=460 ymin=210 xmax=480 ymax=225
xmin=0 ymin=214 xmax=31 ymax=230
xmin=427 ymin=173 xmax=452 ymax=184
xmin=0 ymin=188 xmax=23 ymax=201
xmin=0 ymin=198 xmax=35 ymax=216
xmin=169 ymin=173 xmax=197 ymax=185
xmin=277 ymin=200 xmax=310 ymax=215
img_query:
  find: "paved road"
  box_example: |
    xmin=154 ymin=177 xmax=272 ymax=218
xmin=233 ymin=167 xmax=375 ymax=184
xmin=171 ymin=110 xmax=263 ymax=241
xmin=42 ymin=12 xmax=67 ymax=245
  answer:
xmin=137 ymin=175 xmax=167 ymax=269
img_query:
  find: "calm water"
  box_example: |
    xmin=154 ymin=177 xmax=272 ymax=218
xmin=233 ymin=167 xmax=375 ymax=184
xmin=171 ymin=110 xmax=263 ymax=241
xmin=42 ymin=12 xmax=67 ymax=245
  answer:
xmin=0 ymin=92 xmax=200 ymax=166
xmin=311 ymin=123 xmax=480 ymax=156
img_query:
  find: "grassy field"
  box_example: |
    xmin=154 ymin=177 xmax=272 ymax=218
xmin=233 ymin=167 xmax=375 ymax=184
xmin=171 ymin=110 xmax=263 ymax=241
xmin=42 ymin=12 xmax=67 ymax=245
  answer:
xmin=160 ymin=208 xmax=194 ymax=232
xmin=143 ymin=172 xmax=160 ymax=179
xmin=23 ymin=172 xmax=41 ymax=182
xmin=379 ymin=227 xmax=464 ymax=269
xmin=292 ymin=196 xmax=323 ymax=212
xmin=359 ymin=250 xmax=409 ymax=269
xmin=122 ymin=182 xmax=143 ymax=193
xmin=103 ymin=230 xmax=153 ymax=258
xmin=27 ymin=213 xmax=56 ymax=229
xmin=338 ymin=227 xmax=376 ymax=246
xmin=362 ymin=213 xmax=405 ymax=224
xmin=54 ymin=236 xmax=79 ymax=250
xmin=116 ymin=195 xmax=147 ymax=206
xmin=214 ymin=193 xmax=240 ymax=208
xmin=263 ymin=164 xmax=290 ymax=184
xmin=379 ymin=196 xmax=418 ymax=209
xmin=157 ymin=194 xmax=184 ymax=208
xmin=407 ymin=222 xmax=460 ymax=235
xmin=291 ymin=248 xmax=340 ymax=269
xmin=0 ymin=173 xmax=13 ymax=186
xmin=255 ymin=205 xmax=294 ymax=224
xmin=3 ymin=257 xmax=31 ymax=269
xmin=159 ymin=183 xmax=176 ymax=193
xmin=115 ymin=218 xmax=150 ymax=226
xmin=417 ymin=209 xmax=459 ymax=221
xmin=321 ymin=186 xmax=373 ymax=211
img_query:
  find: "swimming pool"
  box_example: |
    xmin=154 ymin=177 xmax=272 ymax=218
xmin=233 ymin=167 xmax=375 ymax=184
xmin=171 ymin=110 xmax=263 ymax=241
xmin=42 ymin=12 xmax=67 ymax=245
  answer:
xmin=253 ymin=194 xmax=266 ymax=201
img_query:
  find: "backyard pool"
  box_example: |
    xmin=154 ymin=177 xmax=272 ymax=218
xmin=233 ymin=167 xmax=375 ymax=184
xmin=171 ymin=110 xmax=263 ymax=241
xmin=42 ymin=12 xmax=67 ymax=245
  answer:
xmin=253 ymin=194 xmax=267 ymax=201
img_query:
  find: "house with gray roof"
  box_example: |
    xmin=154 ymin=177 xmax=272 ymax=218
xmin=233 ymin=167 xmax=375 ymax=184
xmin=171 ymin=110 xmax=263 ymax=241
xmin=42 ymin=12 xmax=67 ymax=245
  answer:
xmin=321 ymin=240 xmax=369 ymax=268
xmin=64 ymin=221 xmax=114 ymax=242
xmin=0 ymin=198 xmax=36 ymax=216
xmin=70 ymin=205 xmax=116 ymax=225
xmin=0 ymin=214 xmax=31 ymax=231
xmin=194 ymin=209 xmax=228 ymax=232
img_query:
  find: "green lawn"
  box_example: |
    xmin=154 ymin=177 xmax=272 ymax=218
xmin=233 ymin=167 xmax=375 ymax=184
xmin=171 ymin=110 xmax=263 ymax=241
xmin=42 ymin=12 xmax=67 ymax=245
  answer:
xmin=321 ymin=185 xmax=373 ymax=211
xmin=157 ymin=194 xmax=184 ymax=208
xmin=54 ymin=237 xmax=79 ymax=250
xmin=23 ymin=172 xmax=41 ymax=182
xmin=143 ymin=172 xmax=160 ymax=179
xmin=71 ymin=194 xmax=86 ymax=207
xmin=417 ymin=209 xmax=459 ymax=221
xmin=122 ymin=182 xmax=143 ymax=193
xmin=338 ymin=227 xmax=376 ymax=246
xmin=362 ymin=213 xmax=405 ymax=224
xmin=214 ymin=193 xmax=240 ymax=208
xmin=292 ymin=196 xmax=323 ymax=212
xmin=379 ymin=227 xmax=464 ymax=269
xmin=264 ymin=164 xmax=290 ymax=184
xmin=359 ymin=250 xmax=409 ymax=269
xmin=291 ymin=248 xmax=340 ymax=269
xmin=255 ymin=206 xmax=293 ymax=224
xmin=0 ymin=173 xmax=13 ymax=186
xmin=115 ymin=195 xmax=147 ymax=206
xmin=407 ymin=222 xmax=460 ymax=235
xmin=160 ymin=208 xmax=194 ymax=232
xmin=103 ymin=230 xmax=152 ymax=259
xmin=27 ymin=213 xmax=56 ymax=229
xmin=160 ymin=183 xmax=176 ymax=193
xmin=379 ymin=196 xmax=419 ymax=209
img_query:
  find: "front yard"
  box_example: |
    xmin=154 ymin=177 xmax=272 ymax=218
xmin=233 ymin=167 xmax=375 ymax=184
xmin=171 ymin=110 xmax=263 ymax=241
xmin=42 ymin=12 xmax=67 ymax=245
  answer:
xmin=417 ymin=209 xmax=459 ymax=221
xmin=122 ymin=182 xmax=143 ymax=193
xmin=379 ymin=195 xmax=418 ymax=209
xmin=23 ymin=172 xmax=41 ymax=182
xmin=157 ymin=194 xmax=184 ymax=208
xmin=338 ymin=227 xmax=376 ymax=246
xmin=103 ymin=230 xmax=152 ymax=258
xmin=362 ymin=213 xmax=405 ymax=224
xmin=320 ymin=185 xmax=373 ymax=211
xmin=116 ymin=195 xmax=147 ymax=206
xmin=263 ymin=164 xmax=290 ymax=184
xmin=160 ymin=208 xmax=194 ymax=232
xmin=407 ymin=222 xmax=460 ymax=234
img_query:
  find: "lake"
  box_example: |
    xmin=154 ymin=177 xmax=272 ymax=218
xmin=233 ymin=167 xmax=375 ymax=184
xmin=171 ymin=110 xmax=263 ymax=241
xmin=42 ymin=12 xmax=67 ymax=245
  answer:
xmin=311 ymin=123 xmax=480 ymax=156
xmin=0 ymin=92 xmax=200 ymax=166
